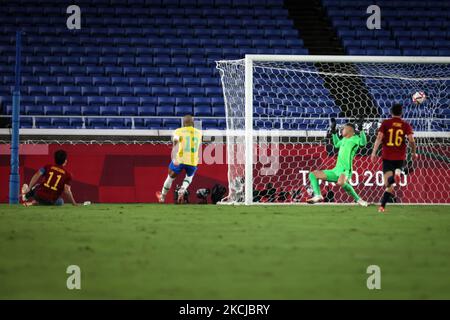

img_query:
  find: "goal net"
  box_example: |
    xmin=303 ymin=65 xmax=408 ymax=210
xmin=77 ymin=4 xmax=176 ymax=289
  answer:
xmin=216 ymin=55 xmax=450 ymax=205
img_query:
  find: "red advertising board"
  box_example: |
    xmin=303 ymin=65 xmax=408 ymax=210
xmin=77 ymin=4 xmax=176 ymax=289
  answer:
xmin=0 ymin=143 xmax=448 ymax=203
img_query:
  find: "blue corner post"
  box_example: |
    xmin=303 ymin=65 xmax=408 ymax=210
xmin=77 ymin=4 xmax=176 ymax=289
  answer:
xmin=9 ymin=31 xmax=22 ymax=204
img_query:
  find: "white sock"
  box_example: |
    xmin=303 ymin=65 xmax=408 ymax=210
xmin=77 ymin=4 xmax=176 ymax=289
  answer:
xmin=162 ymin=176 xmax=175 ymax=197
xmin=179 ymin=175 xmax=193 ymax=193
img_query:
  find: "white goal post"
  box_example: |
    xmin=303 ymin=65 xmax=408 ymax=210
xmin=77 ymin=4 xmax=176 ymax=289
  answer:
xmin=217 ymin=55 xmax=450 ymax=205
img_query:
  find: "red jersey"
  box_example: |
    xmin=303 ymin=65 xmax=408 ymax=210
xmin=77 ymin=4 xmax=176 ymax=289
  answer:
xmin=378 ymin=117 xmax=414 ymax=161
xmin=35 ymin=164 xmax=72 ymax=203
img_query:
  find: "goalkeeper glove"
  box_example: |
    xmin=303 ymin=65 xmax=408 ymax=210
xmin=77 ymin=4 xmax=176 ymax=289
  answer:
xmin=330 ymin=118 xmax=337 ymax=135
xmin=356 ymin=116 xmax=365 ymax=133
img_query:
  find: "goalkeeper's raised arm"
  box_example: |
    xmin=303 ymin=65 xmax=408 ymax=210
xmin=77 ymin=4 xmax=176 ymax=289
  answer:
xmin=356 ymin=116 xmax=367 ymax=147
xmin=330 ymin=118 xmax=342 ymax=148
xmin=332 ymin=132 xmax=342 ymax=148
xmin=357 ymin=127 xmax=367 ymax=147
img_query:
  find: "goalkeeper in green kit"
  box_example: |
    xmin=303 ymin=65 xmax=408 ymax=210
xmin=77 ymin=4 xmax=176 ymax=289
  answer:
xmin=307 ymin=118 xmax=368 ymax=206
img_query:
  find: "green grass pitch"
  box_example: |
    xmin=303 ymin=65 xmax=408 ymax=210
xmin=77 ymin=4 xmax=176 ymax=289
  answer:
xmin=0 ymin=204 xmax=449 ymax=299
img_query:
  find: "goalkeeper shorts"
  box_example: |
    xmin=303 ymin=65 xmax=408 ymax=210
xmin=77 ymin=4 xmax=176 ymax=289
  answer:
xmin=169 ymin=161 xmax=197 ymax=177
xmin=323 ymin=167 xmax=352 ymax=182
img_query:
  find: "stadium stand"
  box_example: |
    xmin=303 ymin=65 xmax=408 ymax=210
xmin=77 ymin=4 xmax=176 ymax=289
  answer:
xmin=323 ymin=0 xmax=450 ymax=57
xmin=0 ymin=0 xmax=308 ymax=129
xmin=0 ymin=0 xmax=448 ymax=131
xmin=322 ymin=0 xmax=450 ymax=125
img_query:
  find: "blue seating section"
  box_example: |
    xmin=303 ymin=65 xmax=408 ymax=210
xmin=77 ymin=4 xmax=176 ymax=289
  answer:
xmin=0 ymin=0 xmax=309 ymax=129
xmin=323 ymin=0 xmax=450 ymax=123
xmin=323 ymin=0 xmax=450 ymax=56
xmin=1 ymin=0 xmax=448 ymax=131
xmin=253 ymin=68 xmax=340 ymax=125
xmin=363 ymin=75 xmax=450 ymax=128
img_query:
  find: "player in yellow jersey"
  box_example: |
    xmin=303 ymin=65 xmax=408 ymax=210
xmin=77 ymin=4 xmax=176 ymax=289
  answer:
xmin=156 ymin=115 xmax=202 ymax=203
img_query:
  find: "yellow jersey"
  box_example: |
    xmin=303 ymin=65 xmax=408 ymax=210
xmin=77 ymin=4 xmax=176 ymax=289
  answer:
xmin=173 ymin=126 xmax=202 ymax=167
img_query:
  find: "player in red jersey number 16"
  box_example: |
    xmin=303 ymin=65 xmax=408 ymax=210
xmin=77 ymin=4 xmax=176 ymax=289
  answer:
xmin=371 ymin=104 xmax=418 ymax=212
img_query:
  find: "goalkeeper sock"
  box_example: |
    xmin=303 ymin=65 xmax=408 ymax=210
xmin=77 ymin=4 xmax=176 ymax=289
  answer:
xmin=308 ymin=172 xmax=321 ymax=197
xmin=381 ymin=191 xmax=393 ymax=208
xmin=180 ymin=175 xmax=193 ymax=192
xmin=161 ymin=176 xmax=175 ymax=197
xmin=342 ymin=183 xmax=360 ymax=201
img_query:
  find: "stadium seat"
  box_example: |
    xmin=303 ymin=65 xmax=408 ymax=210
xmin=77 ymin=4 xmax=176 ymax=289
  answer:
xmin=98 ymin=86 xmax=116 ymax=96
xmin=158 ymin=97 xmax=176 ymax=107
xmin=63 ymin=106 xmax=81 ymax=116
xmin=137 ymin=106 xmax=156 ymax=116
xmin=52 ymin=118 xmax=71 ymax=128
xmin=105 ymin=96 xmax=121 ymax=106
xmin=188 ymin=87 xmax=205 ymax=97
xmin=163 ymin=119 xmax=181 ymax=129
xmin=87 ymin=96 xmax=105 ymax=106
xmin=194 ymin=106 xmax=212 ymax=117
xmin=174 ymin=106 xmax=193 ymax=116
xmin=216 ymin=119 xmax=225 ymax=129
xmin=35 ymin=118 xmax=52 ymax=128
xmin=166 ymin=77 xmax=184 ymax=88
xmin=86 ymin=118 xmax=107 ymax=128
xmin=116 ymin=87 xmax=134 ymax=95
xmin=118 ymin=106 xmax=137 ymax=116
xmin=144 ymin=118 xmax=162 ymax=128
xmin=152 ymin=87 xmax=170 ymax=96
xmin=169 ymin=87 xmax=187 ymax=97
xmin=202 ymin=119 xmax=218 ymax=129
xmin=25 ymin=105 xmax=43 ymax=115
xmin=70 ymin=96 xmax=87 ymax=107
xmin=205 ymin=87 xmax=223 ymax=97
xmin=81 ymin=106 xmax=100 ymax=116
xmin=132 ymin=86 xmax=147 ymax=96
xmin=129 ymin=77 xmax=147 ymax=87
xmin=156 ymin=106 xmax=174 ymax=116
xmin=122 ymin=97 xmax=140 ymax=106
xmin=438 ymin=49 xmax=450 ymax=56
xmin=140 ymin=96 xmax=157 ymax=106
xmin=63 ymin=86 xmax=80 ymax=96
xmin=212 ymin=106 xmax=225 ymax=117
xmin=107 ymin=118 xmax=130 ymax=129
xmin=100 ymin=106 xmax=119 ymax=116
xmin=44 ymin=106 xmax=62 ymax=115
xmin=20 ymin=117 xmax=33 ymax=128
xmin=111 ymin=77 xmax=129 ymax=86
xmin=27 ymin=85 xmax=47 ymax=96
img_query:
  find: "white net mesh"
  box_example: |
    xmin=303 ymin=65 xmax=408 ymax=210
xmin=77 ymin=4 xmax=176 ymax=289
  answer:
xmin=217 ymin=58 xmax=450 ymax=204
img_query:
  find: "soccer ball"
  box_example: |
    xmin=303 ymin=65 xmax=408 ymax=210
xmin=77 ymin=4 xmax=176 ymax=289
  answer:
xmin=412 ymin=91 xmax=426 ymax=104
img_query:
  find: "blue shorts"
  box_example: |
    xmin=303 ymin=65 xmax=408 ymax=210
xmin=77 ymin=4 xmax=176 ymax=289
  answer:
xmin=169 ymin=161 xmax=197 ymax=177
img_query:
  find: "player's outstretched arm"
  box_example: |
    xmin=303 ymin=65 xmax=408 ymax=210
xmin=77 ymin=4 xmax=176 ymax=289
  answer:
xmin=356 ymin=116 xmax=367 ymax=146
xmin=330 ymin=118 xmax=341 ymax=148
xmin=370 ymin=132 xmax=383 ymax=162
xmin=26 ymin=170 xmax=43 ymax=192
xmin=332 ymin=133 xmax=342 ymax=148
xmin=358 ymin=128 xmax=367 ymax=146
xmin=330 ymin=117 xmax=337 ymax=134
xmin=64 ymin=184 xmax=78 ymax=206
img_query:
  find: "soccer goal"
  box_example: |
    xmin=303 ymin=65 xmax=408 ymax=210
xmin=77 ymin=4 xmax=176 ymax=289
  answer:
xmin=216 ymin=55 xmax=450 ymax=205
